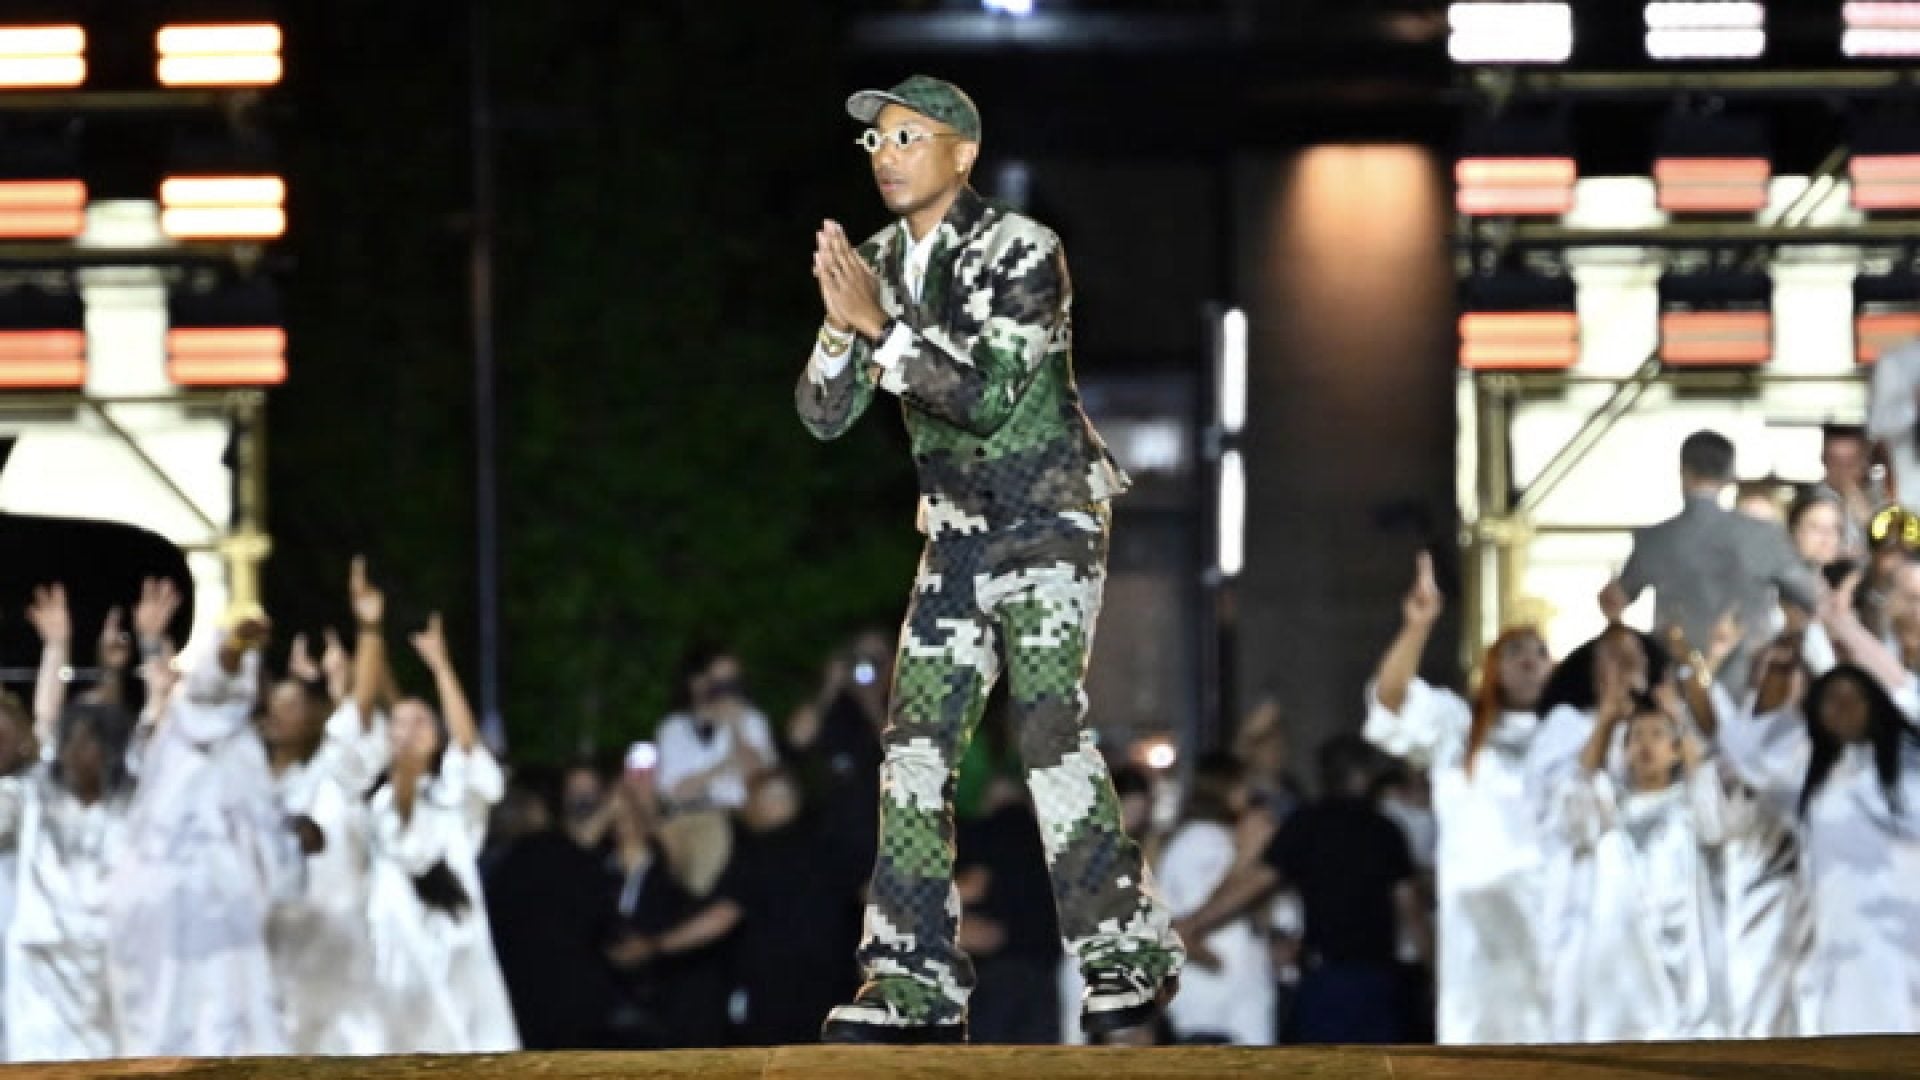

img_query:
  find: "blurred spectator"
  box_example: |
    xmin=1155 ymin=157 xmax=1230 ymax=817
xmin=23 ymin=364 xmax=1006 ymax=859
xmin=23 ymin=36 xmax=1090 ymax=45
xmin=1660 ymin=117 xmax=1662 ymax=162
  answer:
xmin=601 ymin=763 xmax=726 ymax=1049
xmin=562 ymin=760 xmax=610 ymax=851
xmin=1819 ymin=424 xmax=1878 ymax=556
xmin=1788 ymin=488 xmax=1846 ymax=576
xmin=1234 ymin=698 xmax=1305 ymax=824
xmin=485 ymin=764 xmax=619 ymax=1050
xmin=656 ymin=646 xmax=776 ymax=816
xmin=1605 ymin=430 xmax=1816 ymax=699
xmin=654 ymin=645 xmax=771 ymax=898
xmin=958 ymin=776 xmax=1064 ymax=1045
xmin=614 ymin=766 xmax=855 ymax=1046
xmin=1176 ymin=734 xmax=1424 ymax=1045
xmin=1154 ymin=752 xmax=1273 ymax=1045
xmin=784 ymin=633 xmax=887 ymax=920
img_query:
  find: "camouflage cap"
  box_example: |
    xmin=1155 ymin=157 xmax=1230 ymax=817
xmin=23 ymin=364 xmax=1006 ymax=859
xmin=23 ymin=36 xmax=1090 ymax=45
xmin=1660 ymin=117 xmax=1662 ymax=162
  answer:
xmin=846 ymin=75 xmax=982 ymax=142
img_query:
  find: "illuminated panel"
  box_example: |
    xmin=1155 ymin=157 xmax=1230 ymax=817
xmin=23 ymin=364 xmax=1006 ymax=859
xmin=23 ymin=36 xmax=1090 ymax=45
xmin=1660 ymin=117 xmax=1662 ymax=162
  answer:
xmin=1460 ymin=311 xmax=1580 ymax=370
xmin=1448 ymin=3 xmax=1573 ymax=64
xmin=1646 ymin=2 xmax=1766 ymax=60
xmin=159 ymin=176 xmax=286 ymax=239
xmin=0 ymin=180 xmax=85 ymax=238
xmin=1456 ymin=156 xmax=1576 ymax=216
xmin=1653 ymin=157 xmax=1770 ymax=212
xmin=1856 ymin=310 xmax=1920 ymax=365
xmin=1659 ymin=310 xmax=1771 ymax=366
xmin=0 ymin=25 xmax=84 ymax=89
xmin=166 ymin=327 xmax=286 ymax=386
xmin=0 ymin=329 xmax=85 ymax=388
xmin=157 ymin=23 xmax=282 ymax=87
xmin=1851 ymin=154 xmax=1920 ymax=210
xmin=1844 ymin=3 xmax=1920 ymax=58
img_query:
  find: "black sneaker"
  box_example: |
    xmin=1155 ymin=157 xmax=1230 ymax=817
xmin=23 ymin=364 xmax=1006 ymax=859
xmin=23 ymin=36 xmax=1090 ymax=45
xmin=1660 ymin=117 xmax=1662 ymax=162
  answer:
xmin=1080 ymin=968 xmax=1180 ymax=1037
xmin=821 ymin=981 xmax=969 ymax=1045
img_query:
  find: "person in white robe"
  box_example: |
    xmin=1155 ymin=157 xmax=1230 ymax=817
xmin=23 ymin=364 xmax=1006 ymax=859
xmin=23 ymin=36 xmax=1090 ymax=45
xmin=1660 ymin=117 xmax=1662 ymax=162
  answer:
xmin=1523 ymin=622 xmax=1671 ymax=1042
xmin=1362 ymin=552 xmax=1554 ymax=1045
xmin=1719 ymin=583 xmax=1920 ymax=1036
xmin=1 ymin=585 xmax=143 ymax=1062
xmin=1154 ymin=753 xmax=1274 ymax=1045
xmin=107 ymin=604 xmax=306 ymax=1058
xmin=365 ymin=613 xmax=519 ymax=1053
xmin=1717 ymin=770 xmax=1810 ymax=1038
xmin=263 ymin=560 xmax=395 ymax=1056
xmin=0 ymin=694 xmax=35 ymax=1062
xmin=1560 ymin=689 xmax=1727 ymax=1042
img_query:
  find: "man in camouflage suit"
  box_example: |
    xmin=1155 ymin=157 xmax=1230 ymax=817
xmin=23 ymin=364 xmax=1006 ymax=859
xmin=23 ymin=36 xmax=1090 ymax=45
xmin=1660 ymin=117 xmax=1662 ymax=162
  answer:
xmin=799 ymin=74 xmax=1184 ymax=1045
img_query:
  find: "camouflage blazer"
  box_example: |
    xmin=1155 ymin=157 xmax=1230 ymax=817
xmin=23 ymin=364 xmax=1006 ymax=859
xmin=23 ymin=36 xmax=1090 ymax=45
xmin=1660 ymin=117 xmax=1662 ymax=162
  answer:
xmin=796 ymin=187 xmax=1130 ymax=535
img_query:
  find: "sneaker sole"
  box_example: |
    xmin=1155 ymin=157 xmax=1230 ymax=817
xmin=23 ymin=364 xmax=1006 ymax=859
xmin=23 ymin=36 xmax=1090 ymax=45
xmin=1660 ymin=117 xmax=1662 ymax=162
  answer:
xmin=821 ymin=1019 xmax=969 ymax=1045
xmin=1081 ymin=976 xmax=1179 ymax=1037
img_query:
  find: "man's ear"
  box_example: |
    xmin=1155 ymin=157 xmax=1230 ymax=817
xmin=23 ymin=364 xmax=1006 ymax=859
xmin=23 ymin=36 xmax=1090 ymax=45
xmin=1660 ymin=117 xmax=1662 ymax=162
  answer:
xmin=956 ymin=139 xmax=980 ymax=175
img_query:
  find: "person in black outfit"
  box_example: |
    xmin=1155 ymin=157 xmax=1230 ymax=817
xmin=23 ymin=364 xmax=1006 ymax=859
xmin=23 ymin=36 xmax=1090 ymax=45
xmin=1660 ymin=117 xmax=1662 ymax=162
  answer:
xmin=484 ymin=765 xmax=620 ymax=1049
xmin=602 ymin=766 xmax=731 ymax=1049
xmin=1172 ymin=734 xmax=1428 ymax=1045
xmin=614 ymin=766 xmax=863 ymax=1047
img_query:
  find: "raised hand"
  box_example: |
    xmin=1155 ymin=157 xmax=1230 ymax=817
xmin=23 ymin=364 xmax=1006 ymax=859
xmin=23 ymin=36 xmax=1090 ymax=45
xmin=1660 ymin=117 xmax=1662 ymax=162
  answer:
xmin=25 ymin=584 xmax=71 ymax=646
xmin=349 ymin=556 xmax=385 ymax=629
xmin=1403 ymin=551 xmax=1444 ymax=627
xmin=410 ymin=613 xmax=450 ymax=673
xmin=97 ymin=606 xmax=132 ymax=672
xmin=142 ymin=638 xmax=180 ymax=709
xmin=321 ymin=628 xmax=351 ymax=694
xmin=133 ymin=578 xmax=183 ymax=646
xmin=288 ymin=633 xmax=321 ymax=683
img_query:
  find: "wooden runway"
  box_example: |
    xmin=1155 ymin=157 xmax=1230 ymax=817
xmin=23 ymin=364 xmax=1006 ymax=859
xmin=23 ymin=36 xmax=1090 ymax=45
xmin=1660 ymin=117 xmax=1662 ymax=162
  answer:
xmin=0 ymin=1038 xmax=1913 ymax=1080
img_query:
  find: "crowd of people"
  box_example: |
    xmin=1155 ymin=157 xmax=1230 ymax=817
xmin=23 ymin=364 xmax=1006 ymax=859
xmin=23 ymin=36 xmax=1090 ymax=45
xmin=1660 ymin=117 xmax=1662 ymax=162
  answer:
xmin=0 ymin=423 xmax=1916 ymax=1058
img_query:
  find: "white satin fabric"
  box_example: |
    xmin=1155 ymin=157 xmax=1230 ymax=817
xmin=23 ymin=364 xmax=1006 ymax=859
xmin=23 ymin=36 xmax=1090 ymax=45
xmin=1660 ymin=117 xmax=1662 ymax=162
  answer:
xmin=1559 ymin=769 xmax=1728 ymax=1041
xmin=366 ymin=744 xmax=519 ymax=1053
xmin=0 ymin=770 xmax=128 ymax=1061
xmin=1365 ymin=679 xmax=1547 ymax=1044
xmin=107 ymin=642 xmax=300 ymax=1057
xmin=1720 ymin=703 xmax=1920 ymax=1035
xmin=269 ymin=701 xmax=391 ymax=1054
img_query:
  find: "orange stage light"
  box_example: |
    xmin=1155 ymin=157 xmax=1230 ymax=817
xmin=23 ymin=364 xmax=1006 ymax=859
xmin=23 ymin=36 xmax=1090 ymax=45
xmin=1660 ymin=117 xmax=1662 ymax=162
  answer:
xmin=1856 ymin=311 xmax=1920 ymax=365
xmin=1458 ymin=311 xmax=1580 ymax=370
xmin=0 ymin=180 xmax=86 ymax=238
xmin=1851 ymin=154 xmax=1920 ymax=211
xmin=1659 ymin=310 xmax=1772 ymax=366
xmin=0 ymin=328 xmax=85 ymax=388
xmin=1455 ymin=157 xmax=1577 ymax=216
xmin=167 ymin=326 xmax=287 ymax=386
xmin=1654 ymin=157 xmax=1771 ymax=213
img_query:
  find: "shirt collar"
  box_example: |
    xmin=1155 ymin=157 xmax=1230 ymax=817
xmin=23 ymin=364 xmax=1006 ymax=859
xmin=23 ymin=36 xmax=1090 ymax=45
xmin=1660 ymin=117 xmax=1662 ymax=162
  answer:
xmin=897 ymin=186 xmax=988 ymax=254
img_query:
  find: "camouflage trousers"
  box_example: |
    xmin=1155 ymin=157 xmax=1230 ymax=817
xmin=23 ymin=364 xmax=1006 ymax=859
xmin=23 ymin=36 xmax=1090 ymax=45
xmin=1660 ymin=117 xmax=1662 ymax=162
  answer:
xmin=854 ymin=504 xmax=1184 ymax=1025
